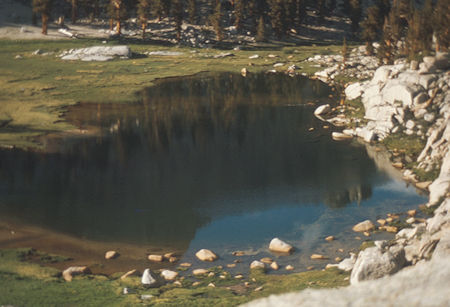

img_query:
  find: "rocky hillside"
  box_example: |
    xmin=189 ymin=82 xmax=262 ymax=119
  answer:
xmin=245 ymin=49 xmax=450 ymax=306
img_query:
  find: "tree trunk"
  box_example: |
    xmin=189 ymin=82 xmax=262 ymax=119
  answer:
xmin=71 ymin=0 xmax=78 ymax=24
xmin=142 ymin=22 xmax=146 ymax=39
xmin=42 ymin=14 xmax=48 ymax=35
xmin=109 ymin=18 xmax=114 ymax=30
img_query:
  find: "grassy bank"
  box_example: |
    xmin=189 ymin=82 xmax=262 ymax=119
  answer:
xmin=0 ymin=248 xmax=349 ymax=306
xmin=0 ymin=38 xmax=341 ymax=149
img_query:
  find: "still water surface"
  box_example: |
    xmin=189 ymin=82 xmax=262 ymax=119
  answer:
xmin=0 ymin=73 xmax=425 ymax=271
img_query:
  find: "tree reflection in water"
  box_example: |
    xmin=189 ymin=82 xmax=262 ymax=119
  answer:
xmin=0 ymin=73 xmax=401 ymax=251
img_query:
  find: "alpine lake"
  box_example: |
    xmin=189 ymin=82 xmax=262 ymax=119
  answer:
xmin=0 ymin=72 xmax=426 ymax=276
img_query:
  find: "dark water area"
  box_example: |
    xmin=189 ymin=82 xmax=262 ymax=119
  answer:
xmin=0 ymin=73 xmax=425 ymax=271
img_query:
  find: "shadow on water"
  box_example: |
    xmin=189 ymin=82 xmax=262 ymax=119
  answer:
xmin=0 ymin=73 xmax=424 ymax=261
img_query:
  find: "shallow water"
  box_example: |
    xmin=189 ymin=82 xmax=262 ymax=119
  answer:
xmin=0 ymin=73 xmax=426 ymax=272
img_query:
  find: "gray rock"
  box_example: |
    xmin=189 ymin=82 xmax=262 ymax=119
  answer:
xmin=413 ymin=92 xmax=429 ymax=105
xmin=314 ymin=104 xmax=331 ymax=116
xmin=160 ymin=270 xmax=178 ymax=281
xmin=337 ymin=253 xmax=357 ymax=272
xmin=381 ymin=81 xmax=422 ymax=107
xmin=141 ymin=269 xmax=157 ymax=286
xmin=345 ymin=82 xmax=365 ymax=100
xmin=410 ymin=60 xmax=419 ymax=70
xmin=350 ymin=246 xmax=406 ymax=284
xmin=371 ymin=66 xmax=392 ymax=84
xmin=405 ymin=120 xmax=416 ymax=130
xmin=269 ymin=238 xmax=293 ymax=253
xmin=244 ymin=253 xmax=450 ymax=307
xmin=250 ymin=260 xmax=266 ymax=270
xmin=428 ymin=150 xmax=450 ymax=206
xmin=61 ymin=46 xmax=131 ymax=61
xmin=424 ymin=113 xmax=435 ymax=122
xmin=352 ymin=220 xmax=375 ymax=232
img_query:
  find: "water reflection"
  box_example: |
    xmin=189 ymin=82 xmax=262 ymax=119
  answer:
xmin=0 ymin=73 xmax=421 ymax=256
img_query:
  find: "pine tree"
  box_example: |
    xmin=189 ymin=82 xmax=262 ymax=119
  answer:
xmin=342 ymin=36 xmax=348 ymax=67
xmin=153 ymin=0 xmax=163 ymax=21
xmin=188 ymin=0 xmax=197 ymax=24
xmin=433 ymin=0 xmax=450 ymax=51
xmin=69 ymin=0 xmax=78 ymax=24
xmin=361 ymin=6 xmax=381 ymax=55
xmin=32 ymin=0 xmax=52 ymax=35
xmin=375 ymin=0 xmax=390 ymax=21
xmin=235 ymin=0 xmax=245 ymax=31
xmin=349 ymin=0 xmax=361 ymax=34
xmin=295 ymin=0 xmax=305 ymax=26
xmin=211 ymin=1 xmax=223 ymax=41
xmin=173 ymin=0 xmax=183 ymax=42
xmin=256 ymin=15 xmax=266 ymax=42
xmin=137 ymin=0 xmax=151 ymax=39
xmin=378 ymin=17 xmax=395 ymax=64
xmin=317 ymin=0 xmax=326 ymax=21
xmin=162 ymin=0 xmax=171 ymax=18
xmin=270 ymin=0 xmax=286 ymax=38
xmin=108 ymin=0 xmax=127 ymax=35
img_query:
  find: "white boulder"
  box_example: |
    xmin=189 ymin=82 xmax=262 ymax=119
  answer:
xmin=269 ymin=238 xmax=294 ymax=253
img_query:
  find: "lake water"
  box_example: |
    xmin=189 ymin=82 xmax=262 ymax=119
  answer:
xmin=0 ymin=73 xmax=426 ymax=272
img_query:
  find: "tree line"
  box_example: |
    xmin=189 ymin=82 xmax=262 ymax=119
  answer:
xmin=32 ymin=0 xmax=449 ymax=56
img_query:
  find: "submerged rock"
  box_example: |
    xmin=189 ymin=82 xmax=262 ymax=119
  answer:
xmin=105 ymin=250 xmax=119 ymax=259
xmin=195 ymin=249 xmax=218 ymax=262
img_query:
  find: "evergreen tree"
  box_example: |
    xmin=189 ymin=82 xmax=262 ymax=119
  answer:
xmin=349 ymin=0 xmax=361 ymax=34
xmin=211 ymin=1 xmax=223 ymax=41
xmin=188 ymin=0 xmax=197 ymax=24
xmin=108 ymin=0 xmax=127 ymax=34
xmin=69 ymin=0 xmax=78 ymax=24
xmin=153 ymin=0 xmax=164 ymax=21
xmin=295 ymin=0 xmax=305 ymax=26
xmin=162 ymin=0 xmax=171 ymax=18
xmin=375 ymin=0 xmax=390 ymax=21
xmin=235 ymin=0 xmax=245 ymax=31
xmin=256 ymin=15 xmax=266 ymax=42
xmin=317 ymin=0 xmax=326 ymax=21
xmin=342 ymin=36 xmax=348 ymax=67
xmin=407 ymin=7 xmax=433 ymax=58
xmin=433 ymin=0 xmax=450 ymax=51
xmin=137 ymin=0 xmax=151 ymax=39
xmin=360 ymin=6 xmax=381 ymax=55
xmin=173 ymin=0 xmax=183 ymax=42
xmin=270 ymin=0 xmax=286 ymax=38
xmin=378 ymin=17 xmax=395 ymax=64
xmin=32 ymin=0 xmax=53 ymax=35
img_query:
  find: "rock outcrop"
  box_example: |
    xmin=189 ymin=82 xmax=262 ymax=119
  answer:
xmin=60 ymin=45 xmax=131 ymax=61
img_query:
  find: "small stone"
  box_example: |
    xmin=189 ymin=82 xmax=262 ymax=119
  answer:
xmin=254 ymin=286 xmax=264 ymax=292
xmin=407 ymin=209 xmax=417 ymax=217
xmin=270 ymin=262 xmax=279 ymax=270
xmin=105 ymin=250 xmax=119 ymax=259
xmin=169 ymin=257 xmax=178 ymax=263
xmin=250 ymin=260 xmax=266 ymax=270
xmin=121 ymin=269 xmax=138 ymax=280
xmin=260 ymin=257 xmax=273 ymax=264
xmin=141 ymin=294 xmax=153 ymax=300
xmin=208 ymin=272 xmax=215 ymax=277
xmin=232 ymin=251 xmax=245 ymax=256
xmin=62 ymin=266 xmax=90 ymax=282
xmin=314 ymin=104 xmax=331 ymax=116
xmin=386 ymin=217 xmax=393 ymax=223
xmin=241 ymin=68 xmax=248 ymax=77
xmin=192 ymin=281 xmax=201 ymax=286
xmin=148 ymin=254 xmax=163 ymax=262
xmin=195 ymin=249 xmax=218 ymax=262
xmin=335 ymin=257 xmax=343 ymax=262
xmin=244 ymin=282 xmax=250 ymax=287
xmin=326 ymin=264 xmax=339 ymax=269
xmin=352 ymin=220 xmax=375 ymax=232
xmin=173 ymin=281 xmax=182 ymax=286
xmin=193 ymin=269 xmax=209 ymax=276
xmin=235 ymin=274 xmax=244 ymax=279
xmin=406 ymin=217 xmax=415 ymax=224
xmin=141 ymin=269 xmax=157 ymax=286
xmin=363 ymin=231 xmax=371 ymax=237
xmin=227 ymin=263 xmax=236 ymax=268
xmin=385 ymin=226 xmax=398 ymax=233
xmin=219 ymin=275 xmax=226 ymax=279
xmin=392 ymin=162 xmax=403 ymax=169
xmin=377 ymin=219 xmax=387 ymax=226
xmin=416 ymin=181 xmax=432 ymax=190
xmin=325 ymin=236 xmax=335 ymax=242
xmin=180 ymin=262 xmax=192 ymax=267
xmin=307 ymin=266 xmax=315 ymax=270
xmin=161 ymin=270 xmax=178 ymax=281
xmin=269 ymin=238 xmax=294 ymax=253
xmin=310 ymin=254 xmax=328 ymax=260
xmin=285 ymin=265 xmax=294 ymax=271
xmin=338 ymin=249 xmax=344 ymax=253
xmin=208 ymin=283 xmax=215 ymax=287
xmin=164 ymin=252 xmax=175 ymax=259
